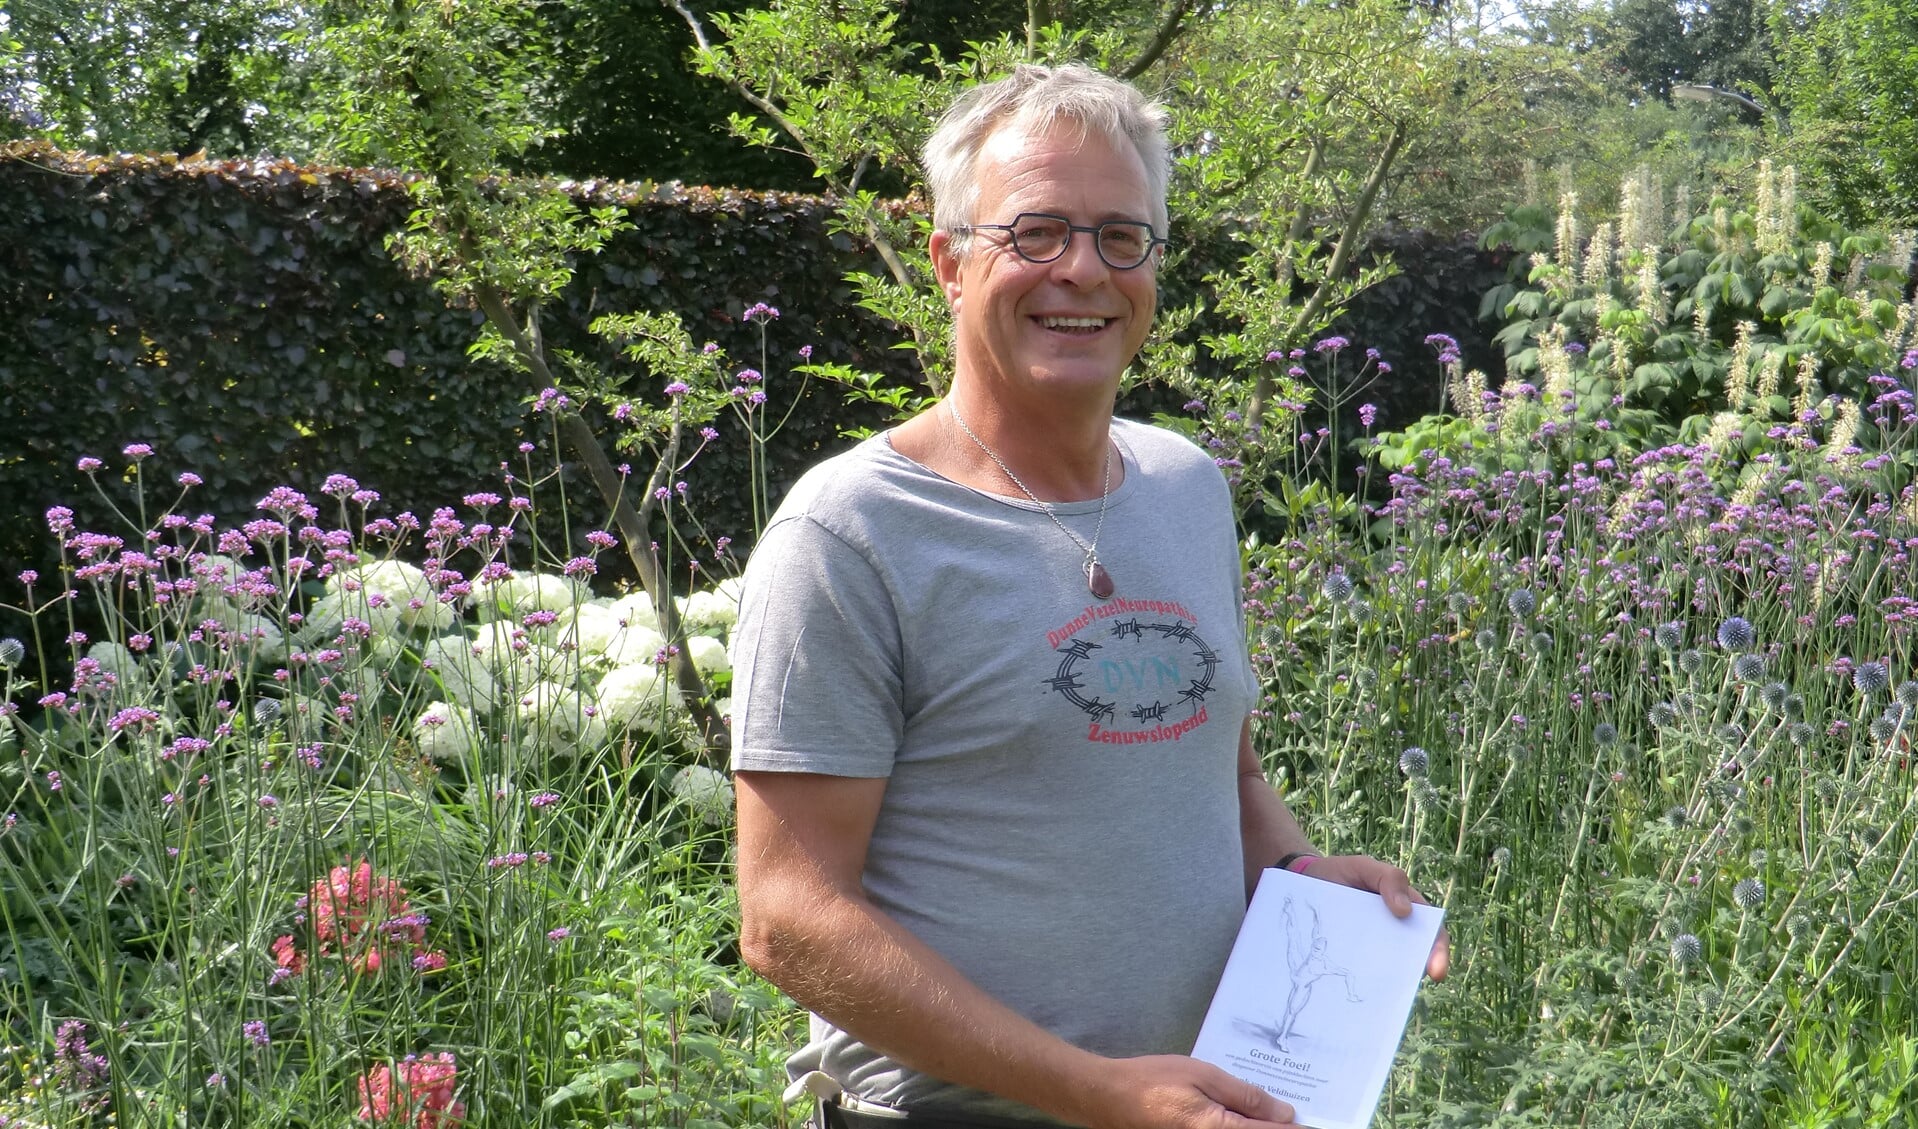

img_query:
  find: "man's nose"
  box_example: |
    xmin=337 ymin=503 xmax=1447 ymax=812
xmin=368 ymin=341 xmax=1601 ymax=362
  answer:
xmin=1048 ymin=230 xmax=1111 ymax=286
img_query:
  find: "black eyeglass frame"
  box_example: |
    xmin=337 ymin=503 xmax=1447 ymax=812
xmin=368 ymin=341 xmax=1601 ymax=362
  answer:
xmin=948 ymin=211 xmax=1168 ymax=271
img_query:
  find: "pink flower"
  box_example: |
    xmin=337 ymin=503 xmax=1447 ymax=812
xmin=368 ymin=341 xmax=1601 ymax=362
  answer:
xmin=278 ymin=860 xmax=435 ymax=976
xmin=270 ymin=934 xmax=305 ymax=975
xmin=357 ymin=1053 xmax=465 ymax=1128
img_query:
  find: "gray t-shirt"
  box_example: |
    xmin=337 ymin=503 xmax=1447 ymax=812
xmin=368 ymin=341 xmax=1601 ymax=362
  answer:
xmin=730 ymin=417 xmax=1257 ymax=1122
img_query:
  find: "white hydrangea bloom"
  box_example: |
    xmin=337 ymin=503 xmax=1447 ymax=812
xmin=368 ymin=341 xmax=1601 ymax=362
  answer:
xmin=219 ymin=612 xmax=287 ymax=663
xmin=301 ymin=588 xmax=404 ymax=643
xmin=187 ymin=552 xmax=251 ymax=618
xmin=470 ymin=620 xmax=529 ymax=675
xmin=328 ymin=559 xmax=455 ymax=631
xmin=193 ymin=552 xmax=246 ymax=587
xmin=597 ymin=663 xmax=681 ymax=733
xmin=681 ymin=589 xmax=738 ymax=635
xmin=510 ymin=642 xmax=577 ymax=689
xmin=367 ymin=634 xmax=407 ymax=670
xmin=555 ymin=603 xmax=622 ymax=657
xmin=670 ymin=764 xmax=735 ymax=826
xmin=714 ymin=576 xmax=744 ymax=606
xmin=413 ymin=700 xmax=479 ymax=763
xmin=476 ymin=570 xmax=587 ymax=622
xmin=601 ymin=622 xmax=666 ymax=668
xmin=420 ymin=634 xmax=498 ymax=711
xmin=83 ymin=641 xmax=143 ymax=691
xmin=608 ymin=591 xmax=658 ymax=630
xmin=515 ymin=681 xmax=605 ymax=759
xmin=687 ymin=634 xmax=730 ymax=676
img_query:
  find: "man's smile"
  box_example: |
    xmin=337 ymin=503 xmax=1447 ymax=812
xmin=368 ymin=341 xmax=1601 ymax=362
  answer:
xmin=1036 ymin=315 xmax=1115 ymax=334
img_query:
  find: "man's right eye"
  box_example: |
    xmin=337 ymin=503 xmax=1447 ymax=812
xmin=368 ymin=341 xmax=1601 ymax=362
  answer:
xmin=1014 ymin=217 xmax=1064 ymax=241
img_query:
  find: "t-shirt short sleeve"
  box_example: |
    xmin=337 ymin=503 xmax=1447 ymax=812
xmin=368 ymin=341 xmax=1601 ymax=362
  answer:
xmin=729 ymin=513 xmax=905 ymax=778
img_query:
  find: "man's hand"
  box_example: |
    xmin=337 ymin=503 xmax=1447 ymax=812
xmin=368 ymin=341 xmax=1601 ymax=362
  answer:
xmin=1299 ymin=855 xmax=1450 ymax=981
xmin=1072 ymin=1055 xmax=1301 ymax=1129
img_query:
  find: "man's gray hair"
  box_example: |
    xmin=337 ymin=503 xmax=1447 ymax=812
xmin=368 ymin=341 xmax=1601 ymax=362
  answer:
xmin=922 ymin=63 xmax=1170 ymax=254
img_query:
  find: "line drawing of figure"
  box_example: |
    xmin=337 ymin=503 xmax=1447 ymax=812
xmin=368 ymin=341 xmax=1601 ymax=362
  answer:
xmin=1273 ymin=896 xmax=1362 ymax=1052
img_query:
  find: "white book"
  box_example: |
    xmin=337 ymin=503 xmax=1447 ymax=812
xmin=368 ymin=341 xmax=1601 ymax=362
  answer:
xmin=1190 ymin=868 xmax=1445 ymax=1129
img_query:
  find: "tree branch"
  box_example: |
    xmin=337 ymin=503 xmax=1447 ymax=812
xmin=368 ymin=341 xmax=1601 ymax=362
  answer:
xmin=663 ymin=0 xmax=933 ymax=380
xmin=1120 ymin=0 xmax=1199 ymax=81
xmin=467 ymin=281 xmax=731 ymax=759
xmin=1291 ymin=120 xmax=1405 ymax=336
xmin=398 ymin=7 xmax=732 ymax=756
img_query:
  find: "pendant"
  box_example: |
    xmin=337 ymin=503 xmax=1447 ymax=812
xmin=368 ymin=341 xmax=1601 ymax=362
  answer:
xmin=1085 ymin=555 xmax=1116 ymax=599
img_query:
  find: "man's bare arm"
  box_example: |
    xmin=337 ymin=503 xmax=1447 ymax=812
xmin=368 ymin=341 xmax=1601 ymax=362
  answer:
xmin=735 ymin=769 xmax=1302 ymax=1129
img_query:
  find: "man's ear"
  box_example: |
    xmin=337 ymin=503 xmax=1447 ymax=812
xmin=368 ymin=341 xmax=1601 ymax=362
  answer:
xmin=929 ymin=229 xmax=964 ymax=313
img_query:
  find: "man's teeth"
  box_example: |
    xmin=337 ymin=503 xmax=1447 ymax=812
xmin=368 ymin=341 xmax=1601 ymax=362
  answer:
xmin=1041 ymin=316 xmax=1108 ymax=329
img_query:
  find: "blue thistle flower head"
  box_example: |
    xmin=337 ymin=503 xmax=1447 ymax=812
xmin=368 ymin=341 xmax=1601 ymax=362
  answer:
xmin=1398 ymin=746 xmax=1431 ymax=778
xmin=1475 ymin=629 xmax=1500 ymax=653
xmin=1733 ymin=878 xmax=1765 ymax=912
xmin=1530 ymin=630 xmax=1554 ymax=654
xmin=0 ymin=638 xmax=23 ymax=667
xmin=1670 ymin=932 xmax=1702 ymax=964
xmin=1648 ymin=702 xmax=1680 ymax=728
xmin=1854 ymin=660 xmax=1891 ymax=696
xmin=1761 ymin=681 xmax=1790 ymax=712
xmin=1897 ymin=680 xmax=1918 ymax=710
xmin=1507 ymin=588 xmax=1536 ymax=619
xmin=1679 ymin=649 xmax=1706 ymax=674
xmin=1715 ymin=723 xmax=1745 ymax=746
xmin=1733 ymin=654 xmax=1767 ymax=682
xmin=1789 ymin=721 xmax=1817 ymax=747
xmin=1869 ymin=714 xmax=1899 ymax=743
xmin=1655 ymin=622 xmax=1684 ymax=651
xmin=1593 ymin=721 xmax=1618 ymax=746
xmin=1321 ymin=571 xmax=1355 ymax=603
xmin=1715 ymin=616 xmax=1756 ymax=652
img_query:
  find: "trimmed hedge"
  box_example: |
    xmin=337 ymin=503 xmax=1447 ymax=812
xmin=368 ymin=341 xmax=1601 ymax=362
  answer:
xmin=0 ymin=144 xmax=1501 ymax=648
xmin=0 ymin=145 xmax=914 ymax=647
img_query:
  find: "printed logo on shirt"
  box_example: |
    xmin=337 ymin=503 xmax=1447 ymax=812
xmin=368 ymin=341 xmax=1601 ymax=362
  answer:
xmin=1040 ymin=595 xmax=1224 ymax=745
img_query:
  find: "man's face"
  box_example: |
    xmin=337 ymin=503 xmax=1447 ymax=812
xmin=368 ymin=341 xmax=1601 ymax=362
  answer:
xmin=932 ymin=121 xmax=1159 ymax=405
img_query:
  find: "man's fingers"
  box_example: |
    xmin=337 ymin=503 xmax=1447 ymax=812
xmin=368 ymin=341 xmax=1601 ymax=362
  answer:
xmin=1379 ymin=865 xmax=1416 ymax=917
xmin=1197 ymin=1063 xmax=1295 ymax=1125
xmin=1427 ymin=926 xmax=1452 ymax=981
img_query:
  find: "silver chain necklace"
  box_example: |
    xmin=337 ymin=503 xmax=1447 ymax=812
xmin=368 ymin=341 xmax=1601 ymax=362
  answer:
xmin=947 ymin=397 xmax=1116 ymax=599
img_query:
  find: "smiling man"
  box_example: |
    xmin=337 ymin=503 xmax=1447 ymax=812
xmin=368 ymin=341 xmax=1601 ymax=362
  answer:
xmin=728 ymin=64 xmax=1444 ymax=1129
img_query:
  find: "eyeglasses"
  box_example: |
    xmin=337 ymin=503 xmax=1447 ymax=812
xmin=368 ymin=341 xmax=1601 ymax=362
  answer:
xmin=950 ymin=212 xmax=1166 ymax=271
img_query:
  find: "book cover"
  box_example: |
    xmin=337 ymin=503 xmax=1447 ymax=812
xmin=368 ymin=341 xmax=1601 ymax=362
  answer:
xmin=1190 ymin=868 xmax=1445 ymax=1129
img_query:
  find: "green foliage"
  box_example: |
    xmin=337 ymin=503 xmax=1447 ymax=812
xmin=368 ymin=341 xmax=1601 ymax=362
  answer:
xmin=1606 ymin=0 xmax=1773 ymax=101
xmin=1773 ymin=0 xmax=1918 ymax=225
xmin=0 ymin=0 xmax=325 ymax=155
xmin=546 ymin=881 xmax=798 ymax=1127
xmin=1379 ymin=162 xmax=1916 ymax=471
xmin=531 ymin=0 xmax=822 ymax=189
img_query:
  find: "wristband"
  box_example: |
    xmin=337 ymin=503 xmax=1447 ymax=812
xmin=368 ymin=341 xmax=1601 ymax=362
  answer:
xmin=1275 ymin=851 xmax=1321 ymax=874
